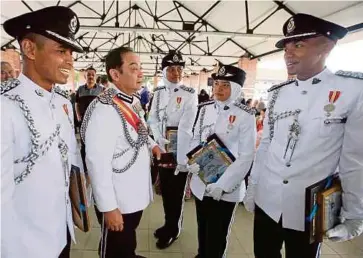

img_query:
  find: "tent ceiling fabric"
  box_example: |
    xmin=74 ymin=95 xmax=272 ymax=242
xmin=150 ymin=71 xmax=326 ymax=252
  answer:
xmin=1 ymin=0 xmax=363 ymax=76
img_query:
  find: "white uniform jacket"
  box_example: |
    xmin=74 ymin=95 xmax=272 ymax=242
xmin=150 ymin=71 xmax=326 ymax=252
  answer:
xmin=190 ymin=100 xmax=256 ymax=202
xmin=1 ymin=74 xmax=82 ymax=258
xmin=148 ymin=84 xmax=198 ymax=166
xmin=83 ymin=87 xmax=155 ymax=214
xmin=251 ymin=69 xmax=363 ymax=231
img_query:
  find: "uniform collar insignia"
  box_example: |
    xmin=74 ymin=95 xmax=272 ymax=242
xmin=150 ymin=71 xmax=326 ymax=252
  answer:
xmin=312 ymin=78 xmax=321 ymax=84
xmin=35 ymin=88 xmax=44 ymax=97
xmin=117 ymin=92 xmax=133 ymax=104
xmin=223 ymin=106 xmax=230 ymax=110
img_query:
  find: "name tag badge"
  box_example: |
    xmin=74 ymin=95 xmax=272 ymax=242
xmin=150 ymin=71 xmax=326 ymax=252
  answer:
xmin=324 ymin=117 xmax=347 ymax=125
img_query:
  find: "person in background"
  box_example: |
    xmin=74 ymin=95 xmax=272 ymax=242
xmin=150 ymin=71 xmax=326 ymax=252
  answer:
xmin=244 ymin=13 xmax=363 ymax=258
xmin=198 ymin=89 xmax=210 ymax=104
xmin=255 ymin=108 xmax=266 ymax=149
xmin=100 ymin=75 xmax=109 ymax=89
xmin=1 ymin=61 xmax=15 ymax=82
xmin=1 ymin=6 xmax=84 ymax=258
xmin=246 ymin=98 xmax=252 ymax=107
xmin=140 ymin=85 xmax=150 ymax=112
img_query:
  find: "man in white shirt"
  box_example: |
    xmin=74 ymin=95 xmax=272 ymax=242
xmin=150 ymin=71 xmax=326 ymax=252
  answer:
xmin=82 ymin=46 xmax=162 ymax=258
xmin=1 ymin=6 xmax=84 ymax=258
xmin=244 ymin=13 xmax=363 ymax=258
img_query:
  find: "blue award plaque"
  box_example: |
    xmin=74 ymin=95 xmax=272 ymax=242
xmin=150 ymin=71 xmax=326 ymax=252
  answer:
xmin=187 ymin=134 xmax=235 ymax=185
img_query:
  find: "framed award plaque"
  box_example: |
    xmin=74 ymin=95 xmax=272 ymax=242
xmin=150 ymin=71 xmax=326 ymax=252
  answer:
xmin=187 ymin=134 xmax=235 ymax=185
xmin=305 ymin=174 xmax=341 ymax=244
xmin=165 ymin=126 xmax=178 ymax=153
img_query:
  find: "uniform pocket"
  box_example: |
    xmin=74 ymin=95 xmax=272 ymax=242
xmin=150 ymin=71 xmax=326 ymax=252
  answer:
xmin=313 ymin=116 xmax=345 ymax=137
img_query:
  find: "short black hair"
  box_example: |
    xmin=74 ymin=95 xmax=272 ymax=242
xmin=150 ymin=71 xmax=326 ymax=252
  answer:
xmin=246 ymin=98 xmax=252 ymax=105
xmin=100 ymin=75 xmax=108 ymax=84
xmin=86 ymin=66 xmax=96 ymax=73
xmin=105 ymin=46 xmax=133 ymax=82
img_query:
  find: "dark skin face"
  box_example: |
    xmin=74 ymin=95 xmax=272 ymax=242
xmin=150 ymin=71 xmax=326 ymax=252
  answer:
xmin=85 ymin=69 xmax=97 ymax=88
xmin=109 ymin=51 xmax=143 ymax=95
xmin=21 ymin=34 xmax=73 ymax=91
xmin=166 ymin=65 xmax=183 ymax=84
xmin=284 ymin=36 xmax=335 ymax=81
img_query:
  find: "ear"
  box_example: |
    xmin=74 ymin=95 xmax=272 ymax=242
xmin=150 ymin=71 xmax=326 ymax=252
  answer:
xmin=20 ymin=39 xmax=36 ymax=61
xmin=109 ymin=69 xmax=119 ymax=82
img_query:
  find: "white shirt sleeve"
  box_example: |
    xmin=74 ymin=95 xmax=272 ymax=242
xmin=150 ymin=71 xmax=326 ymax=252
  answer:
xmin=177 ymin=92 xmax=198 ymax=165
xmin=85 ymin=104 xmax=118 ymax=212
xmin=217 ymin=112 xmax=256 ymax=192
xmin=339 ymin=90 xmax=363 ymax=220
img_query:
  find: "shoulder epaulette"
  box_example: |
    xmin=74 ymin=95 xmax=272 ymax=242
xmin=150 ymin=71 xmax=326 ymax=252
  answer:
xmin=180 ymin=85 xmax=195 ymax=94
xmin=98 ymin=88 xmax=118 ymax=105
xmin=1 ymin=79 xmax=21 ymax=95
xmin=335 ymin=70 xmax=363 ymax=80
xmin=198 ymin=100 xmax=215 ymax=108
xmin=234 ymin=102 xmax=256 ymax=115
xmin=154 ymin=86 xmax=166 ymax=92
xmin=267 ymin=79 xmax=296 ymax=92
xmin=54 ymin=86 xmax=70 ymax=99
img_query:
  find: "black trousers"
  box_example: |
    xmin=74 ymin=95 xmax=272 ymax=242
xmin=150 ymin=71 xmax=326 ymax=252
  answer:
xmin=254 ymin=205 xmax=320 ymax=258
xmin=158 ymin=167 xmax=188 ymax=238
xmin=98 ymin=210 xmax=143 ymax=258
xmin=58 ymin=229 xmax=71 ymax=258
xmin=80 ymin=140 xmax=87 ymax=172
xmin=195 ymin=197 xmax=237 ymax=258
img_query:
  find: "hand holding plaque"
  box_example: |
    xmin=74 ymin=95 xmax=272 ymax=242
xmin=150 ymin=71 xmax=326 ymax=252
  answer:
xmin=187 ymin=134 xmax=235 ymax=186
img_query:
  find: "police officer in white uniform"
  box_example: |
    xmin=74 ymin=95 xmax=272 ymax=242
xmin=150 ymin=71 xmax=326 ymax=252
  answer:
xmin=1 ymin=6 xmax=84 ymax=258
xmin=244 ymin=13 xmax=363 ymax=258
xmin=82 ymin=47 xmax=161 ymax=258
xmin=189 ymin=64 xmax=256 ymax=258
xmin=148 ymin=51 xmax=198 ymax=249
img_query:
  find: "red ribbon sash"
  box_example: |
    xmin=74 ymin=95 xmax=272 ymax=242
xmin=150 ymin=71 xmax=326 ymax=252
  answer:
xmin=112 ymin=96 xmax=140 ymax=130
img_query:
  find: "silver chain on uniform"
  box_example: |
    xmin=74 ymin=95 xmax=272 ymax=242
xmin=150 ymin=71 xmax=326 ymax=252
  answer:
xmin=198 ymin=106 xmax=214 ymax=143
xmin=155 ymin=89 xmax=168 ymax=137
xmin=267 ymin=89 xmax=280 ymax=141
xmin=4 ymin=94 xmax=61 ymax=184
xmin=81 ymin=92 xmax=149 ymax=173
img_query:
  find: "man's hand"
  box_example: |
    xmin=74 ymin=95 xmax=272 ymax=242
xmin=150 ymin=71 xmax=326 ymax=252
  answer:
xmin=326 ymin=219 xmax=363 ymax=242
xmin=152 ymin=145 xmax=163 ymax=161
xmin=104 ymin=208 xmax=124 ymax=232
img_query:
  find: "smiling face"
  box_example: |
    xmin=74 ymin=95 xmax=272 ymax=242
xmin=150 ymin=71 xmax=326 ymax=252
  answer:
xmin=21 ymin=34 xmax=73 ymax=89
xmin=284 ymin=36 xmax=334 ymax=79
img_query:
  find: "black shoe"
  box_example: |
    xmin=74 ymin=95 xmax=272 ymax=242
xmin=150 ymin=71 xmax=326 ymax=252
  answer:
xmin=156 ymin=236 xmax=178 ymax=249
xmin=135 ymin=255 xmax=146 ymax=258
xmin=153 ymin=226 xmax=166 ymax=239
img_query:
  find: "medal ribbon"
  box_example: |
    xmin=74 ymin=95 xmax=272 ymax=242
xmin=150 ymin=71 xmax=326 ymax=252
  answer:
xmin=113 ymin=96 xmax=140 ymax=130
xmin=177 ymin=97 xmax=182 ymax=104
xmin=328 ymin=91 xmax=341 ymax=104
xmin=229 ymin=115 xmax=236 ymax=124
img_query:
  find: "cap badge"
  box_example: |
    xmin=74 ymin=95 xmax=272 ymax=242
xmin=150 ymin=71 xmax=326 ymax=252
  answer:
xmin=173 ymin=54 xmax=179 ymax=62
xmin=218 ymin=66 xmax=226 ymax=76
xmin=287 ymin=18 xmax=295 ymax=34
xmin=69 ymin=16 xmax=78 ymax=34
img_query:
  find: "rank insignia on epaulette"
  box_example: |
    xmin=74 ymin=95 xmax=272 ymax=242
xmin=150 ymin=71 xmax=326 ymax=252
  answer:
xmin=180 ymin=85 xmax=195 ymax=94
xmin=1 ymin=78 xmax=21 ymax=95
xmin=197 ymin=100 xmax=214 ymax=108
xmin=335 ymin=70 xmax=363 ymax=80
xmin=154 ymin=86 xmax=166 ymax=92
xmin=268 ymin=79 xmax=297 ymax=92
xmin=234 ymin=102 xmax=256 ymax=115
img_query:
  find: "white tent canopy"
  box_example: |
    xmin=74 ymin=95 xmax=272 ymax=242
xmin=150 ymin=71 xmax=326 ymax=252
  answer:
xmin=2 ymin=0 xmax=363 ymax=75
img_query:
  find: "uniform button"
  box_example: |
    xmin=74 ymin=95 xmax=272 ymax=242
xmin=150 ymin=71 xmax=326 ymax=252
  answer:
xmin=283 ymin=180 xmax=289 ymax=184
xmin=65 ymin=182 xmax=69 ymax=187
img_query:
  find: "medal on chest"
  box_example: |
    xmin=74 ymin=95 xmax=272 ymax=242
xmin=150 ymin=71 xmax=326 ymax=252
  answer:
xmin=228 ymin=115 xmax=236 ymax=130
xmin=324 ymin=91 xmax=341 ymax=117
xmin=176 ymin=97 xmax=182 ymax=109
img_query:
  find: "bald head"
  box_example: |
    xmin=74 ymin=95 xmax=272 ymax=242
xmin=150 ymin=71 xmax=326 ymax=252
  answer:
xmin=1 ymin=61 xmax=14 ymax=82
